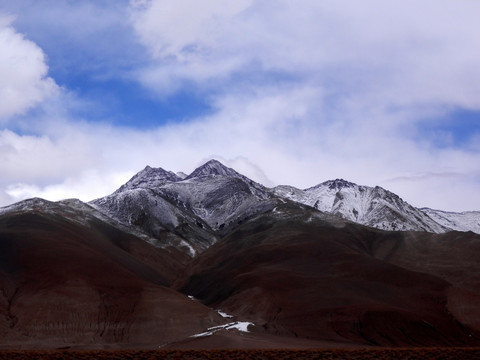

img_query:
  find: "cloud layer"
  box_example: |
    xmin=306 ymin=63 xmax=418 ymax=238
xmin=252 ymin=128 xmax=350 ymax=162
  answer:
xmin=0 ymin=1 xmax=479 ymax=212
xmin=0 ymin=15 xmax=57 ymax=120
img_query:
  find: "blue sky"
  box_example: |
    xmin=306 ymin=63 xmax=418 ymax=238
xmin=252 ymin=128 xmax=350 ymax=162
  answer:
xmin=0 ymin=0 xmax=479 ymax=211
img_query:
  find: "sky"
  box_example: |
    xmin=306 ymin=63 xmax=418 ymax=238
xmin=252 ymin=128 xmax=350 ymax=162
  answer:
xmin=0 ymin=0 xmax=479 ymax=212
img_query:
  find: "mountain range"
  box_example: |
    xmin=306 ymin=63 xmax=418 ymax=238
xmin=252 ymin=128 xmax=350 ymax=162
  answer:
xmin=91 ymin=159 xmax=480 ymax=239
xmin=1 ymin=159 xmax=480 ymax=349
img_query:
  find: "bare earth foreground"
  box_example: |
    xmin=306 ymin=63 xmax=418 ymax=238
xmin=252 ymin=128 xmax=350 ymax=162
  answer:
xmin=2 ymin=348 xmax=480 ymax=359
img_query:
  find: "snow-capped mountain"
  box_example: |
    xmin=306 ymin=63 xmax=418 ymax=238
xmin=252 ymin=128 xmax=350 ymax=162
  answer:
xmin=91 ymin=159 xmax=479 ymax=240
xmin=116 ymin=165 xmax=182 ymax=192
xmin=421 ymin=208 xmax=480 ymax=234
xmin=90 ymin=159 xmax=278 ymax=255
xmin=186 ymin=159 xmax=270 ymax=199
xmin=274 ymin=179 xmax=449 ymax=233
xmin=186 ymin=159 xmax=240 ymax=179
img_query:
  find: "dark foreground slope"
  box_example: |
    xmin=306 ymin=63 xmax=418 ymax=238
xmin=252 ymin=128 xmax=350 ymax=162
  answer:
xmin=0 ymin=200 xmax=224 ymax=349
xmin=178 ymin=203 xmax=480 ymax=347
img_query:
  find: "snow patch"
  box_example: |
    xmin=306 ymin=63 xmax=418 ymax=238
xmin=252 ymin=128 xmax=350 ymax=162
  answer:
xmin=189 ymin=321 xmax=254 ymax=338
xmin=225 ymin=321 xmax=253 ymax=332
xmin=180 ymin=239 xmax=197 ymax=257
xmin=190 ymin=330 xmax=215 ymax=338
xmin=216 ymin=309 xmax=233 ymax=318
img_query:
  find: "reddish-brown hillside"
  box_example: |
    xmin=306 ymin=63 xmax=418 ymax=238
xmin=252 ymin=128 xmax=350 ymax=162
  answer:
xmin=0 ymin=209 xmax=223 ymax=349
xmin=178 ymin=204 xmax=480 ymax=347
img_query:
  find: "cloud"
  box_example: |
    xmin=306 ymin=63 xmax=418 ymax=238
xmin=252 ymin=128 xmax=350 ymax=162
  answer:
xmin=5 ymin=170 xmax=133 ymax=204
xmin=0 ymin=1 xmax=140 ymax=76
xmin=4 ymin=79 xmax=477 ymax=208
xmin=130 ymin=0 xmax=480 ymax=110
xmin=386 ymin=172 xmax=465 ymax=183
xmin=130 ymin=0 xmax=253 ymax=60
xmin=1 ymin=94 xmax=479 ymax=212
xmin=0 ymin=15 xmax=57 ymax=121
xmin=124 ymin=0 xmax=480 ymax=212
xmin=0 ymin=1 xmax=479 ymax=214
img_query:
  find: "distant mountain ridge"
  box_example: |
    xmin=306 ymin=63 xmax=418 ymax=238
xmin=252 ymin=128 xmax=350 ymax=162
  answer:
xmin=273 ymin=179 xmax=448 ymax=233
xmin=88 ymin=159 xmax=479 ymax=244
xmin=421 ymin=207 xmax=480 ymax=234
xmin=3 ymin=159 xmax=477 ymax=245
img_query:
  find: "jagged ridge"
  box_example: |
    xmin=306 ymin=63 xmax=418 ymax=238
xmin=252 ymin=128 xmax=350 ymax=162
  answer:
xmin=274 ymin=179 xmax=449 ymax=233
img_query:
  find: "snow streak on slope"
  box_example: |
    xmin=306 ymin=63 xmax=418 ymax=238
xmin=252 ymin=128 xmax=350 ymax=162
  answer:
xmin=421 ymin=208 xmax=480 ymax=234
xmin=274 ymin=179 xmax=449 ymax=233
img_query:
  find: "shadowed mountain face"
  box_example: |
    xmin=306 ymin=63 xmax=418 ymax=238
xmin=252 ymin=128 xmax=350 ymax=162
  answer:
xmin=1 ymin=160 xmax=480 ymax=349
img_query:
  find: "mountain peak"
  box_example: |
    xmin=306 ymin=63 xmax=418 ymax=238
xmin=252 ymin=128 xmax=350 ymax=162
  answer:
xmin=117 ymin=165 xmax=181 ymax=192
xmin=321 ymin=178 xmax=356 ymax=190
xmin=186 ymin=159 xmax=240 ymax=179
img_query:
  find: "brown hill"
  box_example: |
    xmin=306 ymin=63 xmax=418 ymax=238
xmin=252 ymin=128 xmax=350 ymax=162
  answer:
xmin=178 ymin=203 xmax=480 ymax=347
xmin=0 ymin=208 xmax=223 ymax=349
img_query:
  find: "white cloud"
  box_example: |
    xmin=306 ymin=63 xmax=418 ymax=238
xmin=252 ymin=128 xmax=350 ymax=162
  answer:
xmin=0 ymin=1 xmax=140 ymax=76
xmin=1 ymin=96 xmax=479 ymax=212
xmin=6 ymin=170 xmax=133 ymax=204
xmin=0 ymin=129 xmax=96 ymax=182
xmin=1 ymin=1 xmax=480 ymax=214
xmin=123 ymin=0 xmax=480 ymax=212
xmin=0 ymin=15 xmax=57 ymax=120
xmin=130 ymin=0 xmax=480 ymax=110
xmin=130 ymin=0 xmax=253 ymax=60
